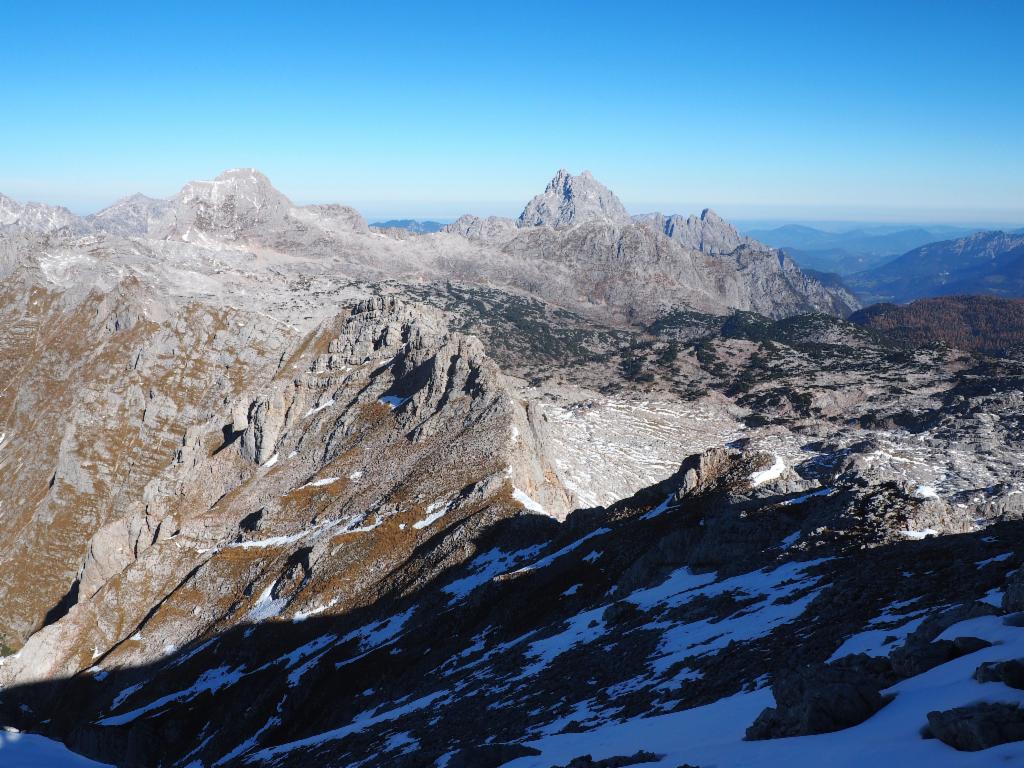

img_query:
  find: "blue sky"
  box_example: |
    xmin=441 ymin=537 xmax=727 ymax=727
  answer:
xmin=1 ymin=1 xmax=1021 ymax=223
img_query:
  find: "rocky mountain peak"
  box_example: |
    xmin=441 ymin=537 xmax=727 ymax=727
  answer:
xmin=153 ymin=168 xmax=293 ymax=240
xmin=0 ymin=192 xmax=85 ymax=234
xmin=517 ymin=168 xmax=632 ymax=229
xmin=184 ymin=168 xmax=290 ymax=207
xmin=88 ymin=193 xmax=171 ymax=237
xmin=0 ymin=192 xmax=21 ymax=227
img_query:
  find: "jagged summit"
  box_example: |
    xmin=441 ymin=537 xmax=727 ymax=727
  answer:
xmin=0 ymin=192 xmax=85 ymax=234
xmin=635 ymin=207 xmax=754 ymax=255
xmin=517 ymin=168 xmax=632 ymax=229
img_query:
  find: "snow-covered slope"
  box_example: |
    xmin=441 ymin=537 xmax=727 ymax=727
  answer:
xmin=506 ymin=612 xmax=1024 ymax=767
xmin=0 ymin=728 xmax=112 ymax=767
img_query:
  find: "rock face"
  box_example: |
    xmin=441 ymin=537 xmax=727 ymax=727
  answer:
xmin=165 ymin=167 xmax=292 ymax=236
xmin=635 ymin=208 xmax=753 ymax=255
xmin=441 ymin=214 xmax=519 ymax=242
xmin=974 ymin=658 xmax=1024 ymax=689
xmin=518 ymin=169 xmax=632 ymax=229
xmin=0 ymin=425 xmax=1022 ymax=766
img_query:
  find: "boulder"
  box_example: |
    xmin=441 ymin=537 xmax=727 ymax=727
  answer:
xmin=892 ymin=636 xmax=992 ymax=678
xmin=746 ymin=654 xmax=894 ymax=739
xmin=553 ymin=750 xmax=662 ymax=768
xmin=926 ymin=702 xmax=1024 ymax=751
xmin=974 ymin=659 xmax=1024 ymax=690
xmin=445 ymin=743 xmax=540 ymax=767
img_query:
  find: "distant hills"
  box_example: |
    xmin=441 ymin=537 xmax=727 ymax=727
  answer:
xmin=744 ymin=223 xmax=979 ymax=275
xmin=370 ymin=219 xmax=445 ymax=234
xmin=850 ymin=295 xmax=1024 ymax=356
xmin=845 ymin=231 xmax=1024 ymax=304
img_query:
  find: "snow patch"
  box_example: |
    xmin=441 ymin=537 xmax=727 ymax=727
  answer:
xmin=899 ymin=528 xmax=938 ymax=540
xmin=0 ymin=728 xmax=113 ymax=767
xmin=443 ymin=545 xmax=545 ymax=603
xmin=749 ymin=455 xmax=786 ymax=486
xmin=512 ymin=488 xmax=547 ymax=516
xmin=303 ymin=399 xmax=335 ymax=418
xmin=413 ymin=499 xmax=451 ymax=530
xmin=297 ymin=477 xmax=339 ymax=490
xmin=780 ymin=487 xmax=832 ymax=506
xmin=512 ymin=528 xmax=611 ymax=574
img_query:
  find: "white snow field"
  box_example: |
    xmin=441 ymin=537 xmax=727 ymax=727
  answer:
xmin=0 ymin=728 xmax=112 ymax=767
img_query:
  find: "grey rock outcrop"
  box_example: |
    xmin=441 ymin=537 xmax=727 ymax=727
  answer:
xmin=78 ymin=504 xmax=175 ymax=599
xmin=240 ymin=391 xmax=288 ymax=465
xmin=437 ymin=169 xmax=859 ymax=320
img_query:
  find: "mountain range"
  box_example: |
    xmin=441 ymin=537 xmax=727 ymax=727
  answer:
xmin=0 ymin=168 xmax=860 ymax=322
xmin=744 ymin=223 xmax=982 ymax=276
xmin=0 ymin=168 xmax=1022 ymax=767
xmin=846 ymin=231 xmax=1024 ymax=304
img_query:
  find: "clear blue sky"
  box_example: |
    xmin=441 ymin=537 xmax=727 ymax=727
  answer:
xmin=1 ymin=1 xmax=1021 ymax=224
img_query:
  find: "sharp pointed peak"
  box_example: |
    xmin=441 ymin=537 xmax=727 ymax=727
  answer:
xmin=521 ymin=168 xmax=631 ymax=229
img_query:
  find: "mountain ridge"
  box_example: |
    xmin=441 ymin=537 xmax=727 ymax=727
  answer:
xmin=846 ymin=230 xmax=1024 ymax=303
xmin=0 ymin=167 xmax=859 ymax=322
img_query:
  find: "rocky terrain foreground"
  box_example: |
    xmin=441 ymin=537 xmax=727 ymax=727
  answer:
xmin=0 ymin=169 xmax=1022 ymax=766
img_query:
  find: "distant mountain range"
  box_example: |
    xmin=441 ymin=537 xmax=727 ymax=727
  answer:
xmin=370 ymin=219 xmax=445 ymax=234
xmin=846 ymin=231 xmax=1024 ymax=304
xmin=744 ymin=223 xmax=980 ymax=275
